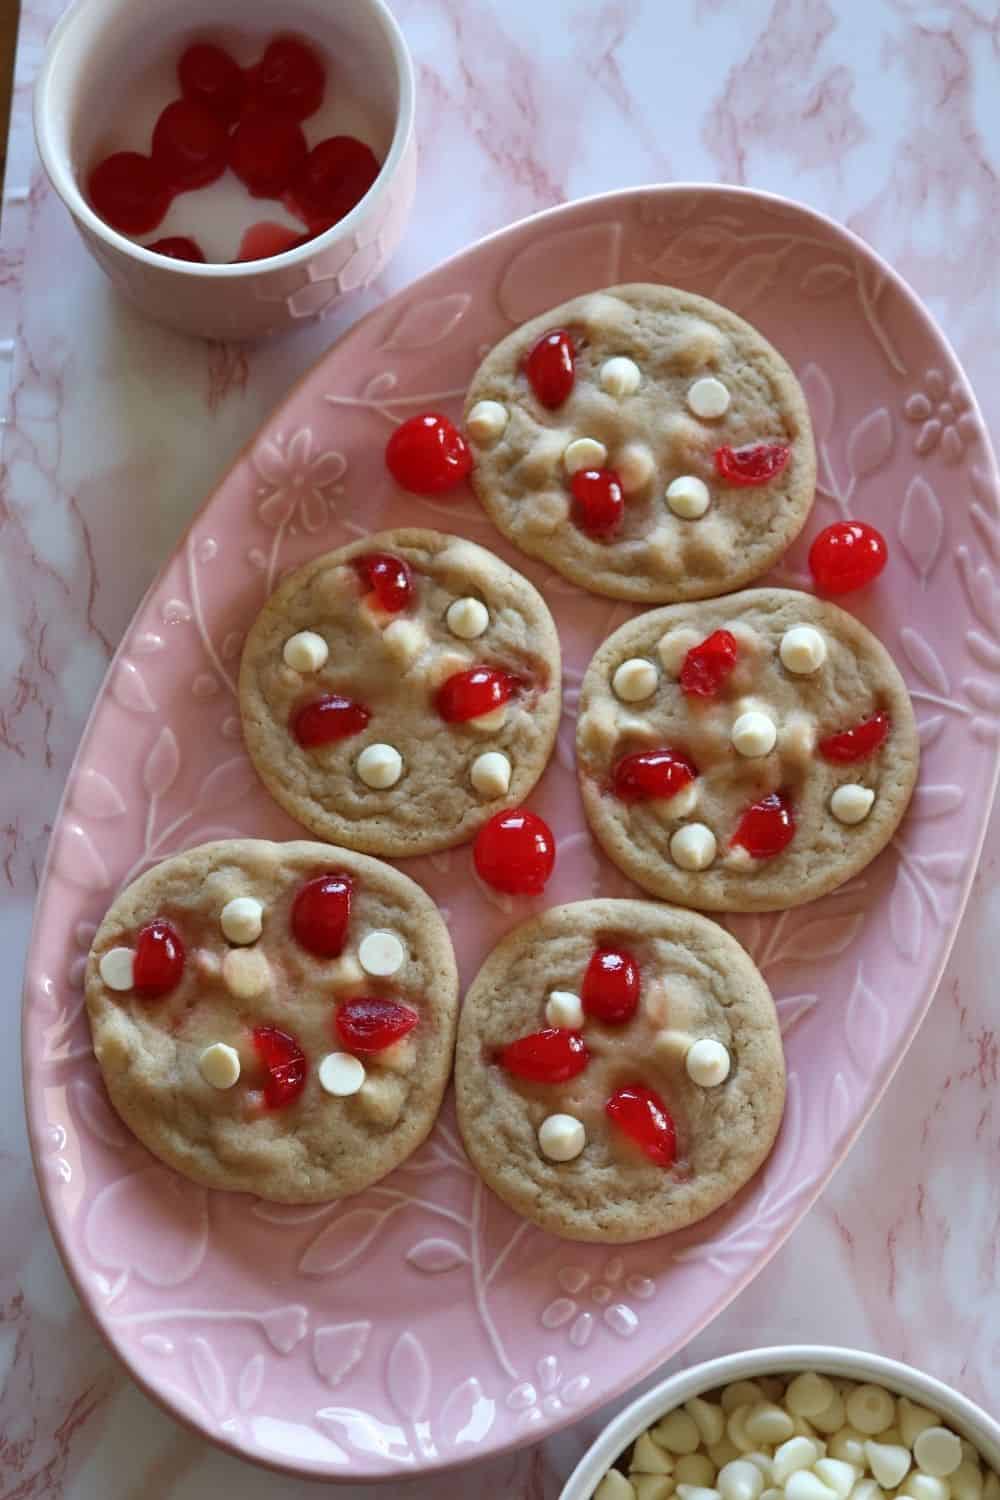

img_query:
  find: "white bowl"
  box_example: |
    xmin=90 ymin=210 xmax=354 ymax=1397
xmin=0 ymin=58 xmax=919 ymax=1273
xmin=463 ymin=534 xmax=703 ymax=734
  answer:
xmin=561 ymin=1346 xmax=1000 ymax=1500
xmin=33 ymin=0 xmax=416 ymax=339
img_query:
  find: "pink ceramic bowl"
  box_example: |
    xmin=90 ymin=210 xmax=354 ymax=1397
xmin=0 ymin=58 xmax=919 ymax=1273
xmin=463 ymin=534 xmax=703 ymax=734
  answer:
xmin=33 ymin=0 xmax=417 ymax=340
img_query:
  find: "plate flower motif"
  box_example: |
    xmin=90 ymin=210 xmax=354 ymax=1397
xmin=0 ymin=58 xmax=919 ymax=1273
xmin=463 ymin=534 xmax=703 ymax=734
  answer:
xmin=252 ymin=427 xmax=346 ymax=531
xmin=540 ymin=1256 xmax=656 ymax=1348
xmin=903 ymin=369 xmax=977 ymax=461
xmin=506 ymin=1354 xmax=591 ymax=1424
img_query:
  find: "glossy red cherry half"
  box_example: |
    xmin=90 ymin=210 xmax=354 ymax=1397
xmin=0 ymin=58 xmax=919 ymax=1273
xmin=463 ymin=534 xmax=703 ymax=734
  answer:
xmin=178 ymin=42 xmax=245 ymax=126
xmin=714 ymin=442 xmax=791 ymax=486
xmin=235 ymin=222 xmax=306 ymax=261
xmin=474 ymin=809 xmax=556 ymax=895
xmin=385 ymin=413 xmax=473 ymax=495
xmin=148 ymin=236 xmax=206 ymax=262
xmin=435 ymin=667 xmax=518 ymax=724
xmin=152 ymin=99 xmax=228 ymax=192
xmin=253 ymin=1025 xmax=307 ymax=1109
xmin=679 ymin=629 xmax=738 ymax=698
xmin=606 ymin=1083 xmax=677 ymax=1168
xmin=571 ymin=468 xmax=624 ymax=539
xmin=731 ymin=791 xmax=796 ymax=858
xmin=523 ymin=328 xmax=575 ymax=409
xmin=229 ymin=110 xmax=308 ymax=198
xmin=817 ymin=712 xmax=890 ymax=763
xmin=88 ymin=152 xmax=171 ymax=235
xmin=336 ymin=997 xmax=419 ymax=1053
xmin=133 ymin=919 xmax=185 ymax=997
xmin=287 ymin=135 xmax=380 ymax=231
xmin=354 ymin=552 xmax=413 ymax=613
xmin=581 ymin=947 xmax=640 ymax=1025
xmin=498 ymin=1028 xmax=590 ymax=1083
xmin=247 ymin=36 xmax=325 ymax=121
xmin=612 ymin=748 xmax=697 ymax=803
xmin=292 ymin=695 xmax=370 ymax=747
xmin=291 ymin=874 xmax=352 ymax=957
xmin=809 ymin=521 xmax=888 ymax=595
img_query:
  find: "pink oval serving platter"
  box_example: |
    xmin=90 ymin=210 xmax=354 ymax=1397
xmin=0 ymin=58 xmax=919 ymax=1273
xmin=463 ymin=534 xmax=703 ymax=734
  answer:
xmin=22 ymin=185 xmax=1000 ymax=1481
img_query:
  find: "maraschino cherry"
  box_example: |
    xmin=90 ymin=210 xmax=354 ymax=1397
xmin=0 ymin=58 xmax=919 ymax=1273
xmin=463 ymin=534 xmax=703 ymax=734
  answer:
xmin=612 ymin=748 xmax=697 ymax=803
xmin=148 ymin=236 xmax=205 ymax=262
xmin=229 ymin=110 xmax=307 ymax=198
xmin=474 ymin=809 xmax=555 ymax=895
xmin=253 ymin=1025 xmax=307 ymax=1109
xmin=523 ymin=329 xmax=575 ymax=409
xmin=731 ymin=791 xmax=796 ymax=859
xmin=133 ymin=919 xmax=185 ymax=997
xmin=581 ymin=947 xmax=640 ymax=1024
xmin=178 ymin=42 xmax=245 ymax=126
xmin=809 ymin=521 xmax=888 ymax=595
xmin=291 ymin=874 xmax=352 ymax=957
xmin=336 ymin=998 xmax=418 ymax=1053
xmin=715 ymin=442 xmax=790 ymax=486
xmin=88 ymin=153 xmax=171 ymax=235
xmin=818 ymin=712 xmax=890 ymax=763
xmin=436 ymin=667 xmax=518 ymax=724
xmin=247 ymin=36 xmax=325 ymax=121
xmin=571 ymin=468 xmax=624 ymax=539
xmin=679 ymin=630 xmax=738 ymax=698
xmin=606 ymin=1083 xmax=677 ymax=1167
xmin=292 ymin=695 xmax=370 ymax=748
xmin=354 ymin=553 xmax=413 ymax=613
xmin=498 ymin=1028 xmax=590 ymax=1083
xmin=385 ymin=414 xmax=473 ymax=495
xmin=152 ymin=98 xmax=228 ymax=192
xmin=287 ymin=136 xmax=380 ymax=231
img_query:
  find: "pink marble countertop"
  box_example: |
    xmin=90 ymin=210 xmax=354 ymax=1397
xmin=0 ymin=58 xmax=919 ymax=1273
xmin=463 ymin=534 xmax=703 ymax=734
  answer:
xmin=4 ymin=3 xmax=1000 ymax=1496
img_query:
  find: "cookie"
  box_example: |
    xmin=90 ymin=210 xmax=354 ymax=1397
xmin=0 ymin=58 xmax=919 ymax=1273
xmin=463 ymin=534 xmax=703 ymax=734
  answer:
xmin=239 ymin=528 xmax=561 ymax=857
xmin=577 ymin=588 xmax=919 ymax=911
xmin=455 ymin=899 xmax=785 ymax=1243
xmin=464 ymin=283 xmax=816 ymax=602
xmin=85 ymin=839 xmax=459 ymax=1202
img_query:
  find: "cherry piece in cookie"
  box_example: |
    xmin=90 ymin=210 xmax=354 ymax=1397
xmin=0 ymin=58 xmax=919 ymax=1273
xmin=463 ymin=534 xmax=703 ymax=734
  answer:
xmin=605 ymin=1082 xmax=677 ymax=1168
xmin=714 ymin=441 xmax=791 ymax=487
xmin=354 ymin=552 xmax=413 ymax=613
xmin=474 ymin=808 xmax=555 ymax=895
xmin=148 ymin=236 xmax=206 ymax=262
xmin=385 ymin=413 xmax=473 ymax=495
xmin=133 ymin=919 xmax=185 ymax=997
xmin=612 ymin=747 xmax=697 ymax=803
xmin=679 ymin=629 xmax=738 ymax=698
xmin=229 ymin=111 xmax=308 ymax=197
xmin=287 ymin=136 xmax=380 ymax=231
xmin=570 ymin=468 xmax=624 ymax=539
xmin=498 ymin=1028 xmax=590 ymax=1083
xmin=436 ymin=667 xmax=518 ymax=724
xmin=293 ymin=695 xmax=370 ymax=747
xmin=731 ymin=791 xmax=796 ymax=859
xmin=178 ymin=42 xmax=245 ymax=126
xmin=152 ymin=99 xmax=228 ymax=192
xmin=253 ymin=1024 xmax=307 ymax=1109
xmin=246 ymin=35 xmax=325 ymax=122
xmin=291 ymin=874 xmax=352 ymax=957
xmin=818 ymin=711 xmax=890 ymax=764
xmin=581 ymin=946 xmax=640 ymax=1024
xmin=88 ymin=152 xmax=171 ymax=235
xmin=523 ymin=328 xmax=575 ymax=409
xmin=336 ymin=997 xmax=419 ymax=1053
xmin=809 ymin=520 xmax=888 ymax=595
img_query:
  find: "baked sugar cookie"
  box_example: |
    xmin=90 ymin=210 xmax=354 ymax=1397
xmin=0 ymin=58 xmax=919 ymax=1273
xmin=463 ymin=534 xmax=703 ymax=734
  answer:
xmin=455 ymin=899 xmax=784 ymax=1243
xmin=239 ymin=529 xmax=561 ymax=856
xmin=85 ymin=839 xmax=459 ymax=1202
xmin=464 ymin=283 xmax=815 ymax=601
xmin=577 ymin=588 xmax=919 ymax=911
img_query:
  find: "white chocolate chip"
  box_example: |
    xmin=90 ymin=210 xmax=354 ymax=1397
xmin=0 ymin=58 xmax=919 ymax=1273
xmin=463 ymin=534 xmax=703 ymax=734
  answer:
xmin=900 ymin=1401 xmax=943 ymax=1449
xmin=356 ymin=743 xmax=403 ymax=788
xmin=687 ymin=376 xmax=730 ymax=419
xmin=686 ymin=1398 xmax=726 ymax=1448
xmin=785 ymin=1474 xmax=837 ymax=1500
xmin=852 ymin=1483 xmax=888 ymax=1500
xmin=677 ymin=1488 xmax=721 ymax=1500
xmin=866 ymin=1444 xmax=912 ymax=1489
xmin=595 ymin=1474 xmax=637 ymax=1500
xmin=618 ymin=442 xmax=656 ymax=494
xmin=424 ymin=648 xmax=472 ymax=689
xmin=600 ymin=355 xmax=642 ymax=397
xmin=915 ymin=1431 xmax=964 ymax=1479
xmin=470 ymin=750 xmax=512 ymax=797
xmin=726 ymin=1407 xmax=755 ymax=1453
xmin=719 ymin=1460 xmax=764 ymax=1500
xmin=686 ymin=1038 xmax=731 ymax=1087
xmin=773 ymin=1438 xmax=824 ymax=1484
xmin=780 ymin=625 xmax=828 ymax=675
xmin=786 ymin=1373 xmax=837 ymax=1419
xmin=537 ymin=1113 xmax=586 ymax=1162
xmin=283 ymin=630 xmax=328 ymax=673
xmin=564 ymin=436 xmax=608 ymax=474
xmin=446 ymin=596 xmax=489 ymax=640
xmin=220 ymin=896 xmax=263 ymax=945
xmin=222 ymin=948 xmax=270 ymax=999
xmin=469 ymin=704 xmax=508 ymax=732
xmin=613 ymin=658 xmax=658 ymax=703
xmin=632 ymin=1432 xmax=675 ymax=1475
xmin=657 ymin=626 xmax=702 ymax=676
xmin=814 ymin=1461 xmax=860 ymax=1500
xmin=655 ymin=781 xmax=699 ymax=820
xmin=318 ymin=1052 xmax=366 ymax=1096
xmin=670 ymin=823 xmax=717 ymax=871
xmin=731 ymin=711 xmax=777 ymax=758
xmin=829 ymin=1429 xmax=867 ymax=1466
xmin=99 ymin=947 xmax=135 ymax=991
xmin=466 ymin=399 xmax=508 ymax=444
xmin=813 ymin=1392 xmax=847 ymax=1433
xmin=675 ymin=1457 xmax=714 ymax=1486
xmin=546 ymin=990 xmax=584 ymax=1028
xmin=708 ymin=1442 xmax=742 ymax=1470
xmin=845 ymin=1385 xmax=895 ymax=1436
xmin=198 ymin=1042 xmax=241 ymax=1090
xmin=382 ymin=617 xmax=427 ymax=667
xmin=656 ymin=1410 xmax=703 ymax=1455
xmin=667 ymin=474 xmax=711 ymax=519
xmin=950 ymin=1462 xmax=984 ymax=1500
xmin=901 ymin=1478 xmax=952 ymax=1500
xmin=830 ymin=784 xmax=875 ymax=825
xmin=358 ymin=930 xmax=405 ymax=977
xmin=653 ymin=1028 xmax=694 ymax=1066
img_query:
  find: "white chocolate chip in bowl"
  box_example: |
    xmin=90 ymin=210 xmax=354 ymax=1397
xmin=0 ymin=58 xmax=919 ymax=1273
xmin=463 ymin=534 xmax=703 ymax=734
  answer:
xmin=670 ymin=823 xmax=717 ymax=871
xmin=685 ymin=1038 xmax=731 ymax=1087
xmin=538 ymin=1113 xmax=586 ymax=1162
xmin=546 ymin=989 xmax=584 ymax=1028
xmin=780 ymin=625 xmax=827 ymax=675
xmin=600 ymin=355 xmax=642 ymax=397
xmin=470 ymin=750 xmax=512 ymax=797
xmin=358 ymin=930 xmax=405 ymax=977
xmin=356 ymin=743 xmax=403 ymax=789
xmin=318 ymin=1052 xmax=366 ymax=1096
xmin=99 ymin=946 xmax=135 ymax=991
xmin=220 ymin=896 xmax=263 ymax=945
xmin=282 ymin=630 xmax=328 ymax=673
xmin=613 ymin=658 xmax=658 ymax=703
xmin=687 ymin=376 xmax=731 ymax=419
xmin=199 ymin=1041 xmax=241 ymax=1090
xmin=564 ymin=436 xmax=608 ymax=475
xmin=830 ymin=784 xmax=876 ymax=825
xmin=466 ymin=399 xmax=508 ymax=444
xmin=446 ymin=596 xmax=490 ymax=640
xmin=667 ymin=475 xmax=711 ymax=519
